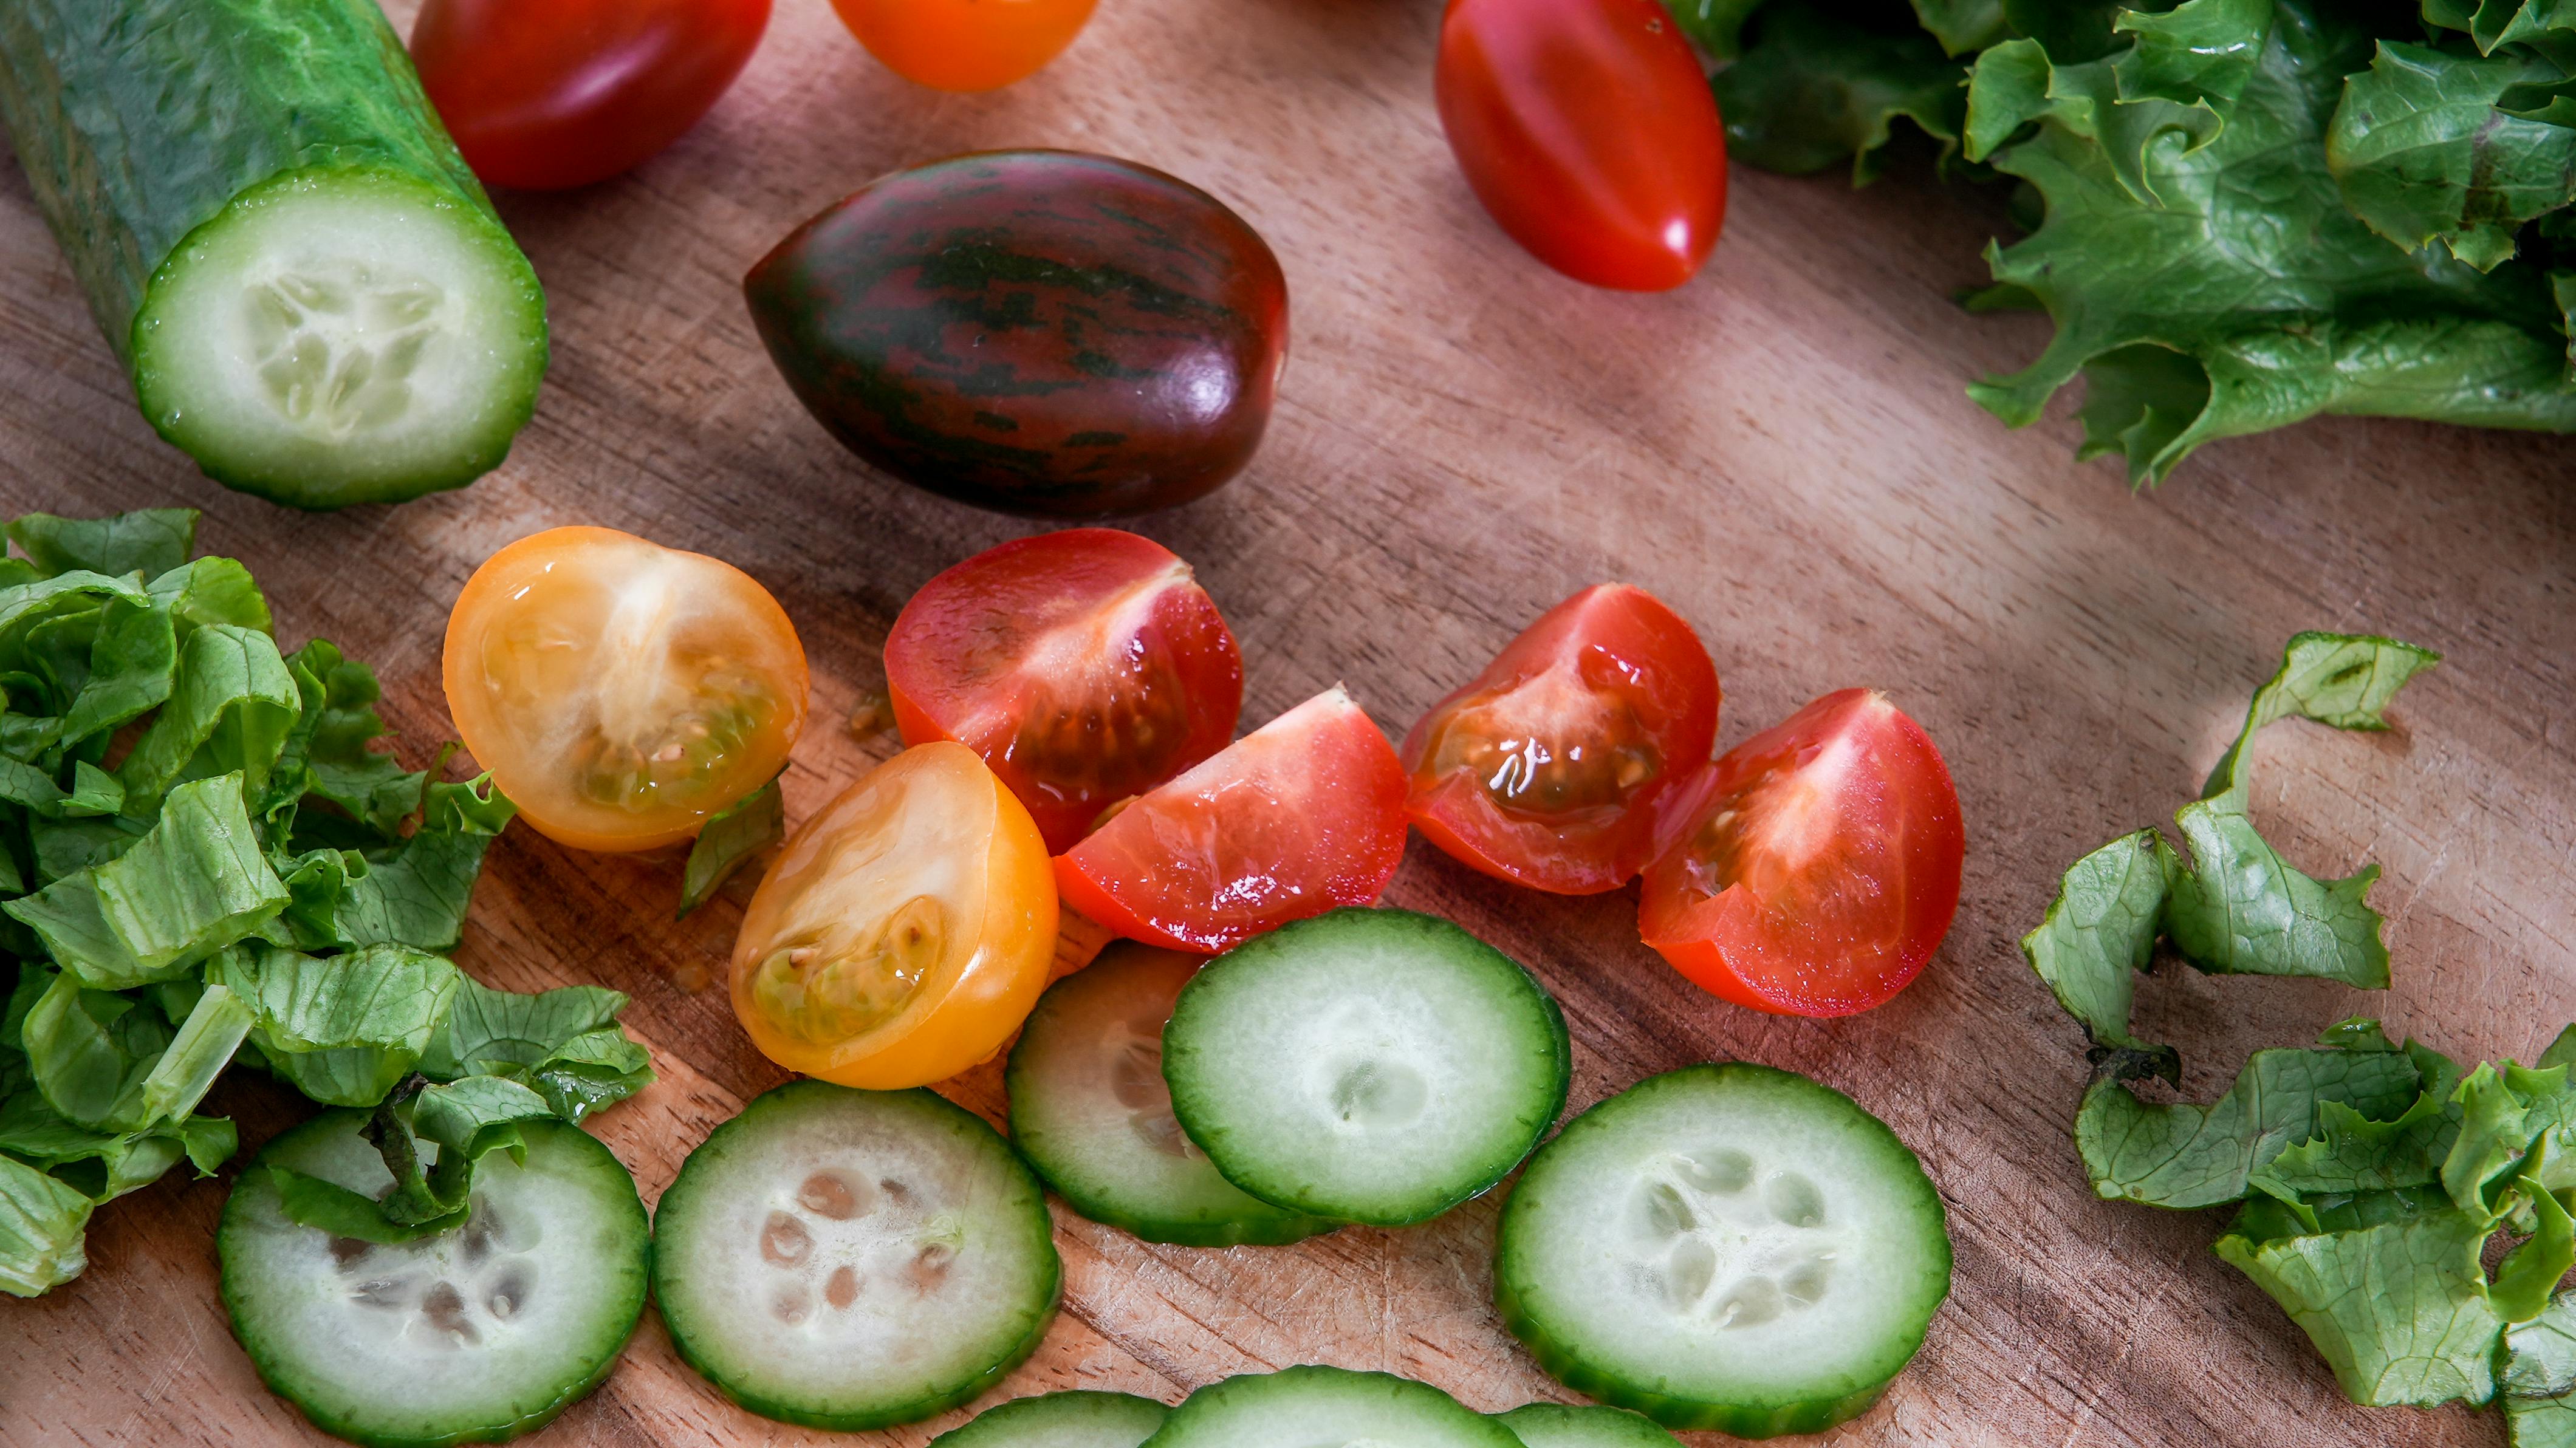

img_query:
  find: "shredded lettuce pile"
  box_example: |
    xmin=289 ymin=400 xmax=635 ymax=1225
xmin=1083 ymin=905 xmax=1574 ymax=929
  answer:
xmin=2021 ymin=632 xmax=2576 ymax=1436
xmin=0 ymin=510 xmax=652 ymax=1294
xmin=1684 ymin=0 xmax=2576 ymax=481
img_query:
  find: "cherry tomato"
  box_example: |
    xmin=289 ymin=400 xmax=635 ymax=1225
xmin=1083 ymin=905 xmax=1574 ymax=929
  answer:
xmin=886 ymin=530 xmax=1244 ymax=854
xmin=1055 ymin=688 xmax=1408 ymax=953
xmin=1402 ymin=585 xmax=1718 ymax=895
xmin=1435 ymin=0 xmax=1728 ymax=290
xmin=443 ymin=526 xmax=809 ymax=852
xmin=410 ymin=0 xmax=772 ymax=191
xmin=730 ymin=743 xmax=1057 ymax=1087
xmin=1639 ymin=690 xmax=1963 ymax=1017
xmin=830 ymin=0 xmax=1097 ymax=92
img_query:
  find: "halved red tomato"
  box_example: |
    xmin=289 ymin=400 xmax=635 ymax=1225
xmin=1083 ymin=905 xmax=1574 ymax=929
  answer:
xmin=1055 ymin=688 xmax=1407 ymax=952
xmin=1401 ymin=584 xmax=1717 ymax=894
xmin=1639 ymin=689 xmax=1962 ymax=1017
xmin=885 ymin=530 xmax=1243 ymax=853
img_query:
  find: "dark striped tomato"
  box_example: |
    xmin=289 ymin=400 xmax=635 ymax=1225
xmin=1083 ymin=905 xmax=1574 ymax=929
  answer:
xmin=744 ymin=150 xmax=1290 ymax=518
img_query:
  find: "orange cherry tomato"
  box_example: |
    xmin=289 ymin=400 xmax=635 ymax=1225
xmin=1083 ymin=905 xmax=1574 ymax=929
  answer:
xmin=1435 ymin=0 xmax=1728 ymax=290
xmin=1639 ymin=690 xmax=1964 ymax=1017
xmin=1401 ymin=584 xmax=1719 ymax=895
xmin=829 ymin=0 xmax=1098 ymax=92
xmin=442 ymin=526 xmax=809 ymax=852
xmin=731 ymin=743 xmax=1058 ymax=1088
xmin=1054 ymin=688 xmax=1408 ymax=954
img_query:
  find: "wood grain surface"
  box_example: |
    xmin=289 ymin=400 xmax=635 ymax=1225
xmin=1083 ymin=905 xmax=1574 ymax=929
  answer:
xmin=2 ymin=0 xmax=2572 ymax=1444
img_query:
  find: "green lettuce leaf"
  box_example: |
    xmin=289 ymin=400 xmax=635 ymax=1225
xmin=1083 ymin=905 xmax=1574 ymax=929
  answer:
xmin=2505 ymin=1289 xmax=2576 ymax=1444
xmin=220 ymin=944 xmax=461 ymax=1109
xmin=2250 ymin=1039 xmax=2465 ymax=1200
xmin=328 ymin=778 xmax=517 ymax=952
xmin=1664 ymin=0 xmax=1764 ymax=59
xmin=273 ymin=1074 xmax=560 ymax=1241
xmin=0 ymin=1152 xmax=92 ymax=1296
xmin=2328 ymin=41 xmax=2576 ymax=272
xmin=1713 ymin=1 xmax=1971 ymax=182
xmin=5 ymin=510 xmax=195 ymax=582
xmin=278 ymin=640 xmax=426 ymax=843
xmin=146 ymin=557 xmax=270 ymax=641
xmin=420 ymin=977 xmax=653 ymax=1124
xmin=680 ymin=773 xmax=783 ymax=917
xmin=2077 ymin=1039 xmax=2423 ymax=1207
xmin=2425 ymin=0 xmax=2576 ymax=55
xmin=114 ymin=625 xmax=298 ymax=819
xmin=2020 ymin=828 xmax=2171 ymax=1056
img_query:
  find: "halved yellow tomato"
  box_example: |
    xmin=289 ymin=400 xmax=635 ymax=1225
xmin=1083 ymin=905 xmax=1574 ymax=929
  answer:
xmin=730 ymin=742 xmax=1058 ymax=1088
xmin=442 ymin=526 xmax=809 ymax=852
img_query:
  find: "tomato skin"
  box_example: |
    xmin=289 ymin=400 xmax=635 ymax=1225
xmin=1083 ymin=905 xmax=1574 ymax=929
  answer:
xmin=730 ymin=743 xmax=1058 ymax=1090
xmin=410 ymin=0 xmax=771 ymax=191
xmin=1435 ymin=0 xmax=1727 ymax=291
xmin=442 ymin=526 xmax=809 ymax=853
xmin=831 ymin=0 xmax=1096 ymax=91
xmin=1055 ymin=688 xmax=1408 ymax=953
xmin=1402 ymin=586 xmax=1718 ymax=895
xmin=886 ymin=530 xmax=1243 ymax=854
xmin=744 ymin=151 xmax=1289 ymax=518
xmin=1639 ymin=690 xmax=1962 ymax=1017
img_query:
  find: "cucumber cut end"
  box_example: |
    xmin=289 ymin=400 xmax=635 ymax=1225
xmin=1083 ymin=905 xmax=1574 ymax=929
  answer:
xmin=132 ymin=166 xmax=546 ymax=510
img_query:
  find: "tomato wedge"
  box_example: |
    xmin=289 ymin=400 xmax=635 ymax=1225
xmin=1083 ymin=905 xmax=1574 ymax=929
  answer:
xmin=1401 ymin=584 xmax=1717 ymax=894
xmin=1639 ymin=690 xmax=1962 ymax=1017
xmin=1055 ymin=688 xmax=1407 ymax=953
xmin=730 ymin=742 xmax=1057 ymax=1088
xmin=886 ymin=529 xmax=1243 ymax=854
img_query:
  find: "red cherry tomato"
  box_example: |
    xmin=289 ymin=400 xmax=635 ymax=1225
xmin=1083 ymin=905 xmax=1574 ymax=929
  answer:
xmin=1639 ymin=689 xmax=1962 ymax=1017
xmin=1400 ymin=585 xmax=1718 ymax=895
xmin=885 ymin=530 xmax=1244 ymax=854
xmin=1055 ymin=688 xmax=1408 ymax=953
xmin=410 ymin=0 xmax=771 ymax=191
xmin=1434 ymin=0 xmax=1727 ymax=290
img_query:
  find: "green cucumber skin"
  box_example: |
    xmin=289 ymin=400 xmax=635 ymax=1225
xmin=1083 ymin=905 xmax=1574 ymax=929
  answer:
xmin=0 ymin=0 xmax=497 ymax=361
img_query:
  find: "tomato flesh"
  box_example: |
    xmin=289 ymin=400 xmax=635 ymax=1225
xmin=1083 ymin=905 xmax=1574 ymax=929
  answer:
xmin=411 ymin=0 xmax=771 ymax=191
xmin=442 ymin=526 xmax=809 ymax=852
xmin=1055 ymin=688 xmax=1407 ymax=953
xmin=1402 ymin=584 xmax=1718 ymax=895
xmin=830 ymin=0 xmax=1097 ymax=91
xmin=1435 ymin=0 xmax=1728 ymax=290
xmin=886 ymin=530 xmax=1243 ymax=854
xmin=1639 ymin=689 xmax=1962 ymax=1017
xmin=730 ymin=742 xmax=1058 ymax=1088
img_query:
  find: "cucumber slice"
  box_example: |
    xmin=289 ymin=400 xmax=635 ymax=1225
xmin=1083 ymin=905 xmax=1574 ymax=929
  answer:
xmin=931 ymin=1390 xmax=1169 ymax=1447
xmin=216 ymin=1111 xmax=648 ymax=1448
xmin=1007 ymin=942 xmax=1338 ymax=1247
xmin=1493 ymin=1064 xmax=1951 ymax=1438
xmin=653 ymin=1081 xmax=1061 ymax=1430
xmin=1145 ymin=1365 xmax=1520 ymax=1448
xmin=1161 ymin=908 xmax=1569 ymax=1226
xmin=1494 ymin=1402 xmax=1683 ymax=1448
xmin=133 ymin=167 xmax=547 ymax=508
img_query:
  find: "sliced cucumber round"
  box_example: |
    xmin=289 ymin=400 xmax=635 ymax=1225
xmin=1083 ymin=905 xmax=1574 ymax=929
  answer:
xmin=1161 ymin=907 xmax=1569 ymax=1226
xmin=1146 ymin=1365 xmax=1519 ymax=1447
xmin=653 ymin=1081 xmax=1061 ymax=1430
xmin=931 ymin=1390 xmax=1169 ymax=1447
xmin=132 ymin=166 xmax=547 ymax=510
xmin=1009 ymin=942 xmax=1338 ymax=1247
xmin=216 ymin=1111 xmax=648 ymax=1448
xmin=1495 ymin=1402 xmax=1683 ymax=1448
xmin=1494 ymin=1064 xmax=1951 ymax=1438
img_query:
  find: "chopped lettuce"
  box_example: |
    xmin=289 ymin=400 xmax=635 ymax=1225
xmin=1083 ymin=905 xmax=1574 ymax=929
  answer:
xmin=679 ymin=772 xmax=783 ymax=918
xmin=0 ymin=510 xmax=653 ymax=1295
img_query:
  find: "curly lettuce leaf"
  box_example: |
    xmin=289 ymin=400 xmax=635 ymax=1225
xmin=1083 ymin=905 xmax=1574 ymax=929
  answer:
xmin=2425 ymin=0 xmax=2576 ymax=55
xmin=2328 ymin=41 xmax=2576 ymax=272
xmin=277 ymin=639 xmax=426 ymax=844
xmin=1713 ymin=1 xmax=1972 ymax=182
xmin=2020 ymin=828 xmax=2172 ymax=1056
xmin=2252 ymin=1040 xmax=2466 ymax=1200
xmin=2506 ymin=1291 xmax=2576 ymax=1444
xmin=420 ymin=977 xmax=653 ymax=1124
xmin=2077 ymin=1039 xmax=2423 ymax=1207
xmin=1665 ymin=0 xmax=1765 ymax=58
xmin=0 ymin=1152 xmax=91 ymax=1296
xmin=1963 ymin=1 xmax=2576 ymax=483
xmin=680 ymin=773 xmax=783 ymax=918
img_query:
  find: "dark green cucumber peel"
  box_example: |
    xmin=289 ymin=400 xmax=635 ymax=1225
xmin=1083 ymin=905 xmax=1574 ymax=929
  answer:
xmin=0 ymin=0 xmax=544 ymax=507
xmin=929 ymin=1390 xmax=1169 ymax=1447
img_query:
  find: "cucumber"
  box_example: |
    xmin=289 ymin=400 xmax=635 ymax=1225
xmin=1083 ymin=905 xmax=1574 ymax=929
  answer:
xmin=1143 ymin=1366 xmax=1520 ymax=1448
xmin=1007 ymin=943 xmax=1338 ymax=1247
xmin=1493 ymin=1064 xmax=1951 ymax=1438
xmin=653 ymin=1081 xmax=1062 ymax=1430
xmin=1160 ymin=908 xmax=1570 ymax=1226
xmin=0 ymin=0 xmax=546 ymax=508
xmin=931 ymin=1390 xmax=1170 ymax=1447
xmin=1494 ymin=1402 xmax=1684 ymax=1448
xmin=216 ymin=1112 xmax=648 ymax=1448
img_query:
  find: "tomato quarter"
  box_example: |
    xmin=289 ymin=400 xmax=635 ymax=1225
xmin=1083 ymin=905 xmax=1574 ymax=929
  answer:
xmin=1639 ymin=689 xmax=1962 ymax=1017
xmin=1055 ymin=687 xmax=1408 ymax=954
xmin=830 ymin=0 xmax=1097 ymax=91
xmin=411 ymin=0 xmax=771 ymax=191
xmin=730 ymin=742 xmax=1057 ymax=1088
xmin=1402 ymin=584 xmax=1718 ymax=894
xmin=886 ymin=530 xmax=1244 ymax=854
xmin=1435 ymin=0 xmax=1728 ymax=290
xmin=442 ymin=526 xmax=809 ymax=852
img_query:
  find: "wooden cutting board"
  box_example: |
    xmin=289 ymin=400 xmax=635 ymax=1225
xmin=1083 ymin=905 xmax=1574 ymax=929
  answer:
xmin=1 ymin=0 xmax=2571 ymax=1444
